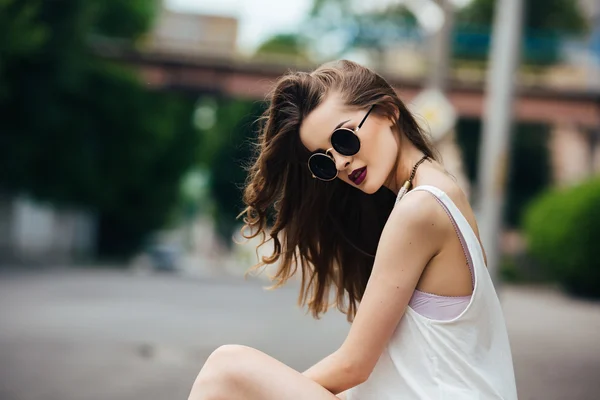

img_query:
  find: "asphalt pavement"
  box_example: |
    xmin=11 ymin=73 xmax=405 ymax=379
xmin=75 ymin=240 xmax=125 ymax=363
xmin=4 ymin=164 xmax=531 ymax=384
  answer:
xmin=0 ymin=269 xmax=598 ymax=400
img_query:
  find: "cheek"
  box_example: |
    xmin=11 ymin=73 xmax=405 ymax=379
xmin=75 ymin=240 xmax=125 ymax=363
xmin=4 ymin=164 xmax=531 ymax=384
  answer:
xmin=363 ymin=130 xmax=396 ymax=167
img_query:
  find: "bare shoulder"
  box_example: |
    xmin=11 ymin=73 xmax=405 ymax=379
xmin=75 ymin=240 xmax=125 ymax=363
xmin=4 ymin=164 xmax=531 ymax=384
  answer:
xmin=390 ymin=189 xmax=443 ymax=223
xmin=369 ymin=190 xmax=448 ymax=275
xmin=428 ymin=176 xmax=478 ymax=224
xmin=383 ymin=190 xmax=448 ymax=247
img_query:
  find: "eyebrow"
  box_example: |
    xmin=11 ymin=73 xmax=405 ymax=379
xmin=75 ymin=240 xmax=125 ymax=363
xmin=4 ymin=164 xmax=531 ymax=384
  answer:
xmin=314 ymin=119 xmax=352 ymax=153
xmin=334 ymin=119 xmax=351 ymax=131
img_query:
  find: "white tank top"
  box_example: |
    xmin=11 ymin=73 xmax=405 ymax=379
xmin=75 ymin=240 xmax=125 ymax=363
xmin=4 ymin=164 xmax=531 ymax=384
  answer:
xmin=346 ymin=185 xmax=518 ymax=400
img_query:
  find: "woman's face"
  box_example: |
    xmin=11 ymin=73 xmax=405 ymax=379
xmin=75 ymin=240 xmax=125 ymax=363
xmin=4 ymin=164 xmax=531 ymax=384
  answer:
xmin=299 ymin=92 xmax=399 ymax=194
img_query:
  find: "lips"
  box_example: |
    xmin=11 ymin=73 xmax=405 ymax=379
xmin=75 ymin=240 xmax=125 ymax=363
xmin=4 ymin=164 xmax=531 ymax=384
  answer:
xmin=349 ymin=166 xmax=367 ymax=185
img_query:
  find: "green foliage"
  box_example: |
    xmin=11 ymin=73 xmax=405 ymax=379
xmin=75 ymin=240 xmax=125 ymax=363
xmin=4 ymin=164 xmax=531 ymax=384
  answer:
xmin=259 ymin=0 xmax=587 ymax=65
xmin=523 ymin=178 xmax=600 ymax=298
xmin=0 ymin=0 xmax=201 ymax=258
xmin=195 ymin=97 xmax=258 ymax=168
xmin=92 ymin=0 xmax=156 ymax=39
xmin=0 ymin=0 xmax=47 ymax=57
xmin=0 ymin=0 xmax=48 ymax=100
xmin=200 ymin=98 xmax=265 ymax=246
xmin=257 ymin=0 xmax=418 ymax=61
xmin=255 ymin=34 xmax=311 ymax=63
xmin=505 ymin=124 xmax=552 ymax=227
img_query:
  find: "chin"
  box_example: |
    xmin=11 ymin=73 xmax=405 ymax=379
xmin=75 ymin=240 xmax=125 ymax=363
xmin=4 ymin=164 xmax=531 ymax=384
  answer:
xmin=346 ymin=172 xmax=383 ymax=194
xmin=360 ymin=180 xmax=381 ymax=195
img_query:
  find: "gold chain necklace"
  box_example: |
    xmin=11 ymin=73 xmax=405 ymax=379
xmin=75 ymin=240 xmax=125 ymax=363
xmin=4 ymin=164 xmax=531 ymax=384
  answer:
xmin=395 ymin=155 xmax=429 ymax=204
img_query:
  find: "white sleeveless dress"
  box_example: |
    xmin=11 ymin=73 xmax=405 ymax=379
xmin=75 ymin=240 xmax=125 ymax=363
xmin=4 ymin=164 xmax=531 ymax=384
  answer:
xmin=346 ymin=185 xmax=518 ymax=400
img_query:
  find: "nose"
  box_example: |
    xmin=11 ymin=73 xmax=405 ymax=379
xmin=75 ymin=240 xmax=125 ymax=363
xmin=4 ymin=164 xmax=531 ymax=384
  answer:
xmin=327 ymin=148 xmax=352 ymax=172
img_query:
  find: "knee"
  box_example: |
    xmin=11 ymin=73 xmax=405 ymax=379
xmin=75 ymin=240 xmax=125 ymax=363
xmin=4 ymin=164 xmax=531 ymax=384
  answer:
xmin=188 ymin=345 xmax=254 ymax=400
xmin=204 ymin=344 xmax=255 ymax=375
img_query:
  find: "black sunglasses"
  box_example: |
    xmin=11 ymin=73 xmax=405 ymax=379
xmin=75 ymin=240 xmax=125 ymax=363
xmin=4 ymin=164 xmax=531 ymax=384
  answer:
xmin=308 ymin=105 xmax=375 ymax=181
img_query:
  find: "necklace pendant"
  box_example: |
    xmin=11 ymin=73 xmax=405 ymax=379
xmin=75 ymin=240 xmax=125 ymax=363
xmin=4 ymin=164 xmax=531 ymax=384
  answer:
xmin=395 ymin=180 xmax=411 ymax=204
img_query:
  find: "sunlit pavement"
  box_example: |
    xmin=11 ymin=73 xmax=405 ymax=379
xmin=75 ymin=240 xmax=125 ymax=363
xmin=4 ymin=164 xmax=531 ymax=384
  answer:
xmin=0 ymin=268 xmax=598 ymax=400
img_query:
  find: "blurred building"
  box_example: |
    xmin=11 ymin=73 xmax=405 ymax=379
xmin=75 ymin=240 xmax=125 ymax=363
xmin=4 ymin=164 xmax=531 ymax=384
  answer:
xmin=144 ymin=4 xmax=238 ymax=58
xmin=0 ymin=195 xmax=96 ymax=266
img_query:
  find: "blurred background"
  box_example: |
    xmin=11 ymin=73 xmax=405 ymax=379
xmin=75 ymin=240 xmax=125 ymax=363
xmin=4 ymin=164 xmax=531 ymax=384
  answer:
xmin=0 ymin=0 xmax=599 ymax=399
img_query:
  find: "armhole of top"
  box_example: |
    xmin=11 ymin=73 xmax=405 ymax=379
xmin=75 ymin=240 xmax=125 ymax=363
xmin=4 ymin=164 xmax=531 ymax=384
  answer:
xmin=410 ymin=189 xmax=475 ymax=290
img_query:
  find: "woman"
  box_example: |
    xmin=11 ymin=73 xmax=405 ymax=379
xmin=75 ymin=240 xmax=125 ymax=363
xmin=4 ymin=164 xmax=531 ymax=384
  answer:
xmin=188 ymin=60 xmax=517 ymax=400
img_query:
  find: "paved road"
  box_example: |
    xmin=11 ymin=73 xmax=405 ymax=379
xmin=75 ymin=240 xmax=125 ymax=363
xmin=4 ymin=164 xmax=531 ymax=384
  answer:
xmin=0 ymin=269 xmax=598 ymax=400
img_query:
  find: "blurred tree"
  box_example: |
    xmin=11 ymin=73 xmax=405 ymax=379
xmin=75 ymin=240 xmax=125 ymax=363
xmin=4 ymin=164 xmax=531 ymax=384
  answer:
xmin=524 ymin=177 xmax=600 ymax=298
xmin=0 ymin=0 xmax=48 ymax=100
xmin=255 ymin=0 xmax=417 ymax=63
xmin=198 ymin=98 xmax=265 ymax=247
xmin=93 ymin=0 xmax=156 ymax=39
xmin=254 ymin=34 xmax=312 ymax=63
xmin=261 ymin=0 xmax=587 ymax=66
xmin=504 ymin=123 xmax=551 ymax=227
xmin=0 ymin=0 xmax=201 ymax=258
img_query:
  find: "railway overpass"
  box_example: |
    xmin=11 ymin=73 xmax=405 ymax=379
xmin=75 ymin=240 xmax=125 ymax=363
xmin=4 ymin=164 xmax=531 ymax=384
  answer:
xmin=98 ymin=44 xmax=600 ymax=185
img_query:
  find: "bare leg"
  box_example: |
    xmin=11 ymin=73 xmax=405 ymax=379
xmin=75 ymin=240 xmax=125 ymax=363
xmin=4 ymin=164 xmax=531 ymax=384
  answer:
xmin=188 ymin=345 xmax=342 ymax=400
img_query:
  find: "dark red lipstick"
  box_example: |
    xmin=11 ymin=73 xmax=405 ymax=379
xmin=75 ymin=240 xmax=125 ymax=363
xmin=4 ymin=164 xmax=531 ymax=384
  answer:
xmin=349 ymin=166 xmax=367 ymax=185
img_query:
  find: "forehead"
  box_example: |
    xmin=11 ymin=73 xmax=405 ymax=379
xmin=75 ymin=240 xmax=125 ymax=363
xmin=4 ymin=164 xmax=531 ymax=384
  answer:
xmin=299 ymin=92 xmax=349 ymax=152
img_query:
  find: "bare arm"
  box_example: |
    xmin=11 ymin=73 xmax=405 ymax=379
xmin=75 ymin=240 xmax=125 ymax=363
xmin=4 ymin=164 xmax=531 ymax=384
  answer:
xmin=303 ymin=192 xmax=444 ymax=394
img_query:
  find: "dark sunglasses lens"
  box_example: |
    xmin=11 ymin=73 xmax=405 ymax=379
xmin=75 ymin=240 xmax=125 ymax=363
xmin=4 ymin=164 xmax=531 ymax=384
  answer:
xmin=331 ymin=129 xmax=360 ymax=156
xmin=309 ymin=154 xmax=337 ymax=180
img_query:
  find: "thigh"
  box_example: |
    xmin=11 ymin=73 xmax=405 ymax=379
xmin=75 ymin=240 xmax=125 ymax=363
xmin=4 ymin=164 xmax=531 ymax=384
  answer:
xmin=193 ymin=345 xmax=340 ymax=400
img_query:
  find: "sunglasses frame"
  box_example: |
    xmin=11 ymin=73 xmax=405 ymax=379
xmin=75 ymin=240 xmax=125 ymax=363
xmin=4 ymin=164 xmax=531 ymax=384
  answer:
xmin=308 ymin=105 xmax=375 ymax=181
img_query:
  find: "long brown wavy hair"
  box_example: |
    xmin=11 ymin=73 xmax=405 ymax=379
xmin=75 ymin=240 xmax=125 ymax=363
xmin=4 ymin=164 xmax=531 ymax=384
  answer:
xmin=240 ymin=60 xmax=438 ymax=321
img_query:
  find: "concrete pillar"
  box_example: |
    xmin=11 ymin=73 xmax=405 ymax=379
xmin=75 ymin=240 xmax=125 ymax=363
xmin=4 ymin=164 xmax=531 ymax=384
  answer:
xmin=549 ymin=122 xmax=594 ymax=186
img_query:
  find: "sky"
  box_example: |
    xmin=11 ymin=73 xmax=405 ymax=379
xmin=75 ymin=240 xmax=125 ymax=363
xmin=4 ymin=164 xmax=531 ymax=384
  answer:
xmin=166 ymin=0 xmax=313 ymax=53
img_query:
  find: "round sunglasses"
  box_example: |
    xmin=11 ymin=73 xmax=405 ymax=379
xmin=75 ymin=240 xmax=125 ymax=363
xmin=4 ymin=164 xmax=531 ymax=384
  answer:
xmin=308 ymin=105 xmax=375 ymax=181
